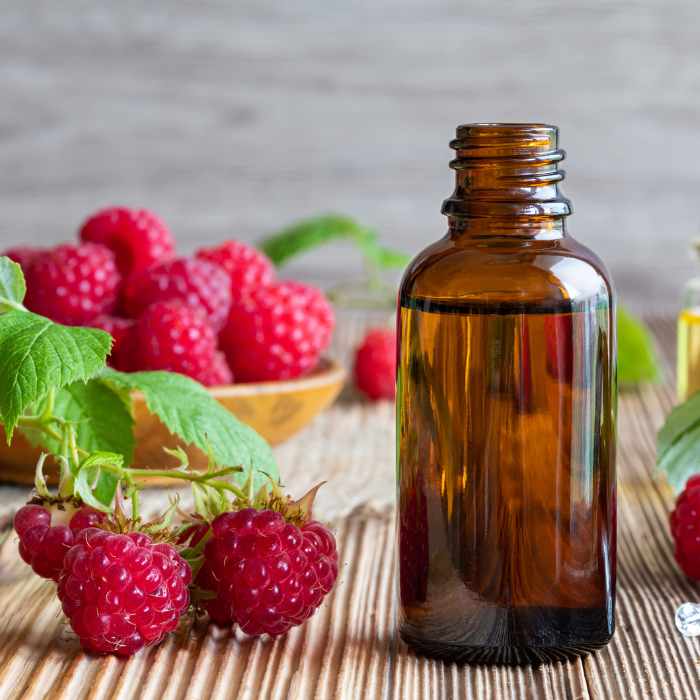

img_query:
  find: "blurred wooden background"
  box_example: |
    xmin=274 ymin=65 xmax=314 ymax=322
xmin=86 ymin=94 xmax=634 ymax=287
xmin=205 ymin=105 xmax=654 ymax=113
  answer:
xmin=2 ymin=0 xmax=700 ymax=310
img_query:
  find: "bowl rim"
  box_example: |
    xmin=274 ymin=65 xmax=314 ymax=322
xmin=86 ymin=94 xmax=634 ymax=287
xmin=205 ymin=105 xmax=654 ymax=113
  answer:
xmin=209 ymin=356 xmax=347 ymax=397
xmin=130 ymin=356 xmax=347 ymax=402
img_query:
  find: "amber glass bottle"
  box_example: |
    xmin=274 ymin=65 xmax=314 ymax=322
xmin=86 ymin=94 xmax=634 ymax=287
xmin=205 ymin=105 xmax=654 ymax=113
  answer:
xmin=396 ymin=124 xmax=617 ymax=664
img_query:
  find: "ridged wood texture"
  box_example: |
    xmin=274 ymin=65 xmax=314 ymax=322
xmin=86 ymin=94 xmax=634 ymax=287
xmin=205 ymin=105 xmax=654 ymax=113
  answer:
xmin=0 ymin=314 xmax=699 ymax=699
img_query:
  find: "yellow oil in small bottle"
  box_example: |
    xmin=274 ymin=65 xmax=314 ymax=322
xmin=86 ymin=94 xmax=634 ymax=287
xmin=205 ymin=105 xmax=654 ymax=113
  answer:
xmin=677 ymin=308 xmax=700 ymax=400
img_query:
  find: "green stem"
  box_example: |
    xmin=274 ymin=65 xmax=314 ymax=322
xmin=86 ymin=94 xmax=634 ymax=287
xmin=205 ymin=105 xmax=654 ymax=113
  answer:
xmin=100 ymin=465 xmax=248 ymax=501
xmin=123 ymin=472 xmax=139 ymax=521
xmin=40 ymin=387 xmax=55 ymax=424
xmin=14 ymin=415 xmax=63 ymax=443
xmin=68 ymin=427 xmax=80 ymax=475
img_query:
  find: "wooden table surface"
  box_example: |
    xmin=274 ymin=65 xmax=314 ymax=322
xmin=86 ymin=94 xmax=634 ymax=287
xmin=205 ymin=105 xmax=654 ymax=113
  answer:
xmin=0 ymin=314 xmax=698 ymax=700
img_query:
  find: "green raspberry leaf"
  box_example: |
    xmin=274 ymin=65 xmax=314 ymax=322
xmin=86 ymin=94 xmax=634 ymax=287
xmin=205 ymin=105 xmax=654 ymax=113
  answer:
xmin=618 ymin=303 xmax=663 ymax=385
xmin=360 ymin=244 xmax=412 ymax=270
xmin=101 ymin=368 xmax=279 ymax=491
xmin=28 ymin=379 xmax=135 ymax=505
xmin=258 ymin=214 xmax=373 ymax=267
xmin=0 ymin=311 xmax=112 ymax=442
xmin=655 ymin=390 xmax=700 ymax=493
xmin=258 ymin=213 xmax=409 ymax=271
xmin=0 ymin=256 xmax=27 ymax=313
xmin=75 ymin=452 xmax=124 ymax=513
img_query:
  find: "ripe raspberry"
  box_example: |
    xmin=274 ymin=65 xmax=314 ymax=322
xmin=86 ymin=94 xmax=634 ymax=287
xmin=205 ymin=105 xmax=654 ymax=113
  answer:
xmin=195 ymin=240 xmax=274 ymax=298
xmin=124 ymin=258 xmax=232 ymax=331
xmin=79 ymin=206 xmax=175 ymax=279
xmin=354 ymin=328 xmax=396 ymax=400
xmin=398 ymin=482 xmax=429 ymax=608
xmin=2 ymin=246 xmax=43 ymax=270
xmin=670 ymin=474 xmax=700 ymax=579
xmin=219 ymin=281 xmax=334 ymax=382
xmin=14 ymin=503 xmax=105 ymax=582
xmin=23 ymin=243 xmax=121 ymax=325
xmin=88 ymin=315 xmax=134 ymax=369
xmin=196 ymin=508 xmax=338 ymax=635
xmin=119 ymin=300 xmax=219 ymax=382
xmin=57 ymin=528 xmax=191 ymax=654
xmin=195 ymin=351 xmax=233 ymax=387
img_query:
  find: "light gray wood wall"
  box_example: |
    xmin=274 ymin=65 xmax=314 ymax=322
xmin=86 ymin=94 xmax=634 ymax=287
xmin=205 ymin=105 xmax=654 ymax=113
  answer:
xmin=2 ymin=0 xmax=700 ymax=310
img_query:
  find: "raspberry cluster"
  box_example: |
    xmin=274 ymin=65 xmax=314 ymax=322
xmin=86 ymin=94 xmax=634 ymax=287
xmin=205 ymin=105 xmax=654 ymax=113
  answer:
xmin=3 ymin=206 xmax=334 ymax=386
xmin=193 ymin=508 xmax=338 ymax=636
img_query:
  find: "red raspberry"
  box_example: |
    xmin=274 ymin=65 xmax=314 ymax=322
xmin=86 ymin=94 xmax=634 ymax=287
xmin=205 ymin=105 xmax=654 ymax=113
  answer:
xmin=57 ymin=528 xmax=191 ymax=654
xmin=219 ymin=281 xmax=334 ymax=383
xmin=354 ymin=328 xmax=396 ymax=400
xmin=195 ymin=240 xmax=274 ymax=298
xmin=670 ymin=474 xmax=700 ymax=579
xmin=87 ymin=315 xmax=134 ymax=369
xmin=196 ymin=508 xmax=338 ymax=635
xmin=23 ymin=243 xmax=121 ymax=325
xmin=195 ymin=351 xmax=233 ymax=387
xmin=124 ymin=258 xmax=232 ymax=332
xmin=2 ymin=246 xmax=44 ymax=270
xmin=14 ymin=503 xmax=105 ymax=582
xmin=119 ymin=300 xmax=219 ymax=382
xmin=79 ymin=206 xmax=175 ymax=278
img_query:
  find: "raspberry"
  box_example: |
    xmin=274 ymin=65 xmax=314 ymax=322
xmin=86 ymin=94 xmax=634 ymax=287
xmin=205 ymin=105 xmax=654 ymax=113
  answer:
xmin=88 ymin=315 xmax=134 ymax=369
xmin=119 ymin=300 xmax=219 ymax=383
xmin=219 ymin=281 xmax=334 ymax=382
xmin=670 ymin=474 xmax=700 ymax=579
xmin=398 ymin=481 xmax=429 ymax=608
xmin=79 ymin=206 xmax=175 ymax=279
xmin=195 ymin=351 xmax=233 ymax=387
xmin=354 ymin=328 xmax=396 ymax=400
xmin=2 ymin=246 xmax=43 ymax=270
xmin=57 ymin=528 xmax=191 ymax=654
xmin=124 ymin=258 xmax=232 ymax=332
xmin=195 ymin=240 xmax=274 ymax=298
xmin=196 ymin=508 xmax=338 ymax=635
xmin=14 ymin=503 xmax=105 ymax=582
xmin=23 ymin=243 xmax=121 ymax=325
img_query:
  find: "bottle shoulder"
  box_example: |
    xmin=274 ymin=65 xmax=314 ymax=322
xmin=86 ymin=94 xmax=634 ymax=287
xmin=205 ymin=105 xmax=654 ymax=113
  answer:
xmin=401 ymin=232 xmax=615 ymax=309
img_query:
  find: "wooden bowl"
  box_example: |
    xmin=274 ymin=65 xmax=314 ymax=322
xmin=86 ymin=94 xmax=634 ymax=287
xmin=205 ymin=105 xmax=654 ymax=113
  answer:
xmin=0 ymin=357 xmax=347 ymax=486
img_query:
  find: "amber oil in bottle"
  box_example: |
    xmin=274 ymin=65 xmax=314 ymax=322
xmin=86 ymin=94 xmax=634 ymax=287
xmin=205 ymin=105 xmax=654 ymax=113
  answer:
xmin=396 ymin=124 xmax=617 ymax=664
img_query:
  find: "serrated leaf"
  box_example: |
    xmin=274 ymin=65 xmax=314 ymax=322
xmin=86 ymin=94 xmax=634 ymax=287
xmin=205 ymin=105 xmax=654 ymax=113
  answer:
xmin=0 ymin=311 xmax=112 ymax=441
xmin=657 ymin=391 xmax=700 ymax=464
xmin=101 ymin=368 xmax=279 ymax=491
xmin=618 ymin=304 xmax=662 ymax=385
xmin=33 ymin=379 xmax=135 ymax=463
xmin=655 ymin=390 xmax=700 ymax=493
xmin=0 ymin=257 xmax=26 ymax=313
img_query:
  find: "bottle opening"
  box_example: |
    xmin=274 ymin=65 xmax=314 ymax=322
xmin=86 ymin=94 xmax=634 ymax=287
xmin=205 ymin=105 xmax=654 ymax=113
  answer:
xmin=442 ymin=122 xmax=572 ymax=223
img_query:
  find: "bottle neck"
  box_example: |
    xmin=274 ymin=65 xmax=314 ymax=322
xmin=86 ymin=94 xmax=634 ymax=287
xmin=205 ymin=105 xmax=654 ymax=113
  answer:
xmin=442 ymin=123 xmax=572 ymax=238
